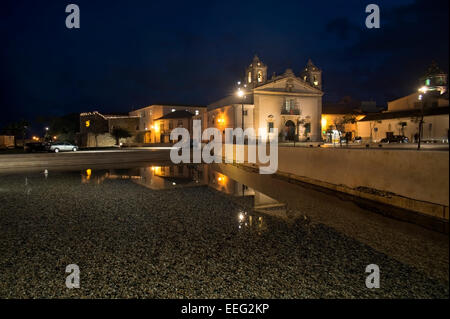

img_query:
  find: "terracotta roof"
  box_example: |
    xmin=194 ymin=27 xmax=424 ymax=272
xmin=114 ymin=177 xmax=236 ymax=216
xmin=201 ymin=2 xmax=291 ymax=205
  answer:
xmin=155 ymin=110 xmax=195 ymax=120
xmin=208 ymin=94 xmax=254 ymax=111
xmin=359 ymin=107 xmax=449 ymax=122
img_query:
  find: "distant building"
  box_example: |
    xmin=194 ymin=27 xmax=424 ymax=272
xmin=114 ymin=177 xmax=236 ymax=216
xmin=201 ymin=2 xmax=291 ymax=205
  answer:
xmin=321 ymin=97 xmax=368 ymax=143
xmin=154 ymin=110 xmax=196 ymax=143
xmin=207 ymin=55 xmax=324 ymax=142
xmin=0 ymin=135 xmax=15 ymax=149
xmin=357 ymin=62 xmax=449 ymax=143
xmin=79 ymin=111 xmax=140 ymax=147
xmin=129 ymin=104 xmax=206 ymax=143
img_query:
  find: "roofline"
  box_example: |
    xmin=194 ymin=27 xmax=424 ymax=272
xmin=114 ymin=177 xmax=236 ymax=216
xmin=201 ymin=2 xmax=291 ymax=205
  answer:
xmin=131 ymin=104 xmax=207 ymax=112
xmin=359 ymin=107 xmax=449 ymax=122
xmin=255 ymin=74 xmax=323 ymax=94
xmin=80 ymin=111 xmax=139 ymax=119
xmin=154 ymin=110 xmax=195 ymax=120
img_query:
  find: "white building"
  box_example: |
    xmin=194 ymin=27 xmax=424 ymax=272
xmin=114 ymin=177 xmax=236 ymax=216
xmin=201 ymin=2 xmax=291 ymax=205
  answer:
xmin=207 ymin=56 xmax=324 ymax=142
xmin=357 ymin=62 xmax=449 ymax=143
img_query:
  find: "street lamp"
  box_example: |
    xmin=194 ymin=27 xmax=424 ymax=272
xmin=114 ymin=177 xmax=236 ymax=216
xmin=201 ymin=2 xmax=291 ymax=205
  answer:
xmin=44 ymin=126 xmax=50 ymax=142
xmin=236 ymin=83 xmax=246 ymax=132
xmin=417 ymin=86 xmax=429 ymax=150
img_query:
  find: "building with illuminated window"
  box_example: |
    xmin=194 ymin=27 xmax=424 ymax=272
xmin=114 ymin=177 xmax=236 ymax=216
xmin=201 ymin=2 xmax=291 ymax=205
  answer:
xmin=207 ymin=55 xmax=324 ymax=142
xmin=79 ymin=111 xmax=140 ymax=147
xmin=129 ymin=104 xmax=206 ymax=143
xmin=357 ymin=62 xmax=449 ymax=143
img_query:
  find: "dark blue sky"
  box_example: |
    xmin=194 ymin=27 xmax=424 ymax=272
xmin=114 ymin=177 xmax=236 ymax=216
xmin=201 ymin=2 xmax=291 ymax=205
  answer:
xmin=1 ymin=0 xmax=448 ymax=128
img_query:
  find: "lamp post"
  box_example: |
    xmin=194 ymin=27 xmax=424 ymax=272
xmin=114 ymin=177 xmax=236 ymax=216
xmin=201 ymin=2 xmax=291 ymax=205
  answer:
xmin=417 ymin=86 xmax=428 ymax=150
xmin=44 ymin=126 xmax=49 ymax=142
xmin=236 ymin=82 xmax=246 ymax=131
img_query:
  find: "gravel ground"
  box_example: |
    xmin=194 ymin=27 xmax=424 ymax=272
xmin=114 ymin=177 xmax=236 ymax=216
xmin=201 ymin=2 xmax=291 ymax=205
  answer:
xmin=0 ymin=169 xmax=448 ymax=298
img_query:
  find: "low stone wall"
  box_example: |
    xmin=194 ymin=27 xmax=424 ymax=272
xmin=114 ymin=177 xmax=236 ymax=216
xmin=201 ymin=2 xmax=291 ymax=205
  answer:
xmin=84 ymin=133 xmax=136 ymax=147
xmin=222 ymin=144 xmax=449 ymax=220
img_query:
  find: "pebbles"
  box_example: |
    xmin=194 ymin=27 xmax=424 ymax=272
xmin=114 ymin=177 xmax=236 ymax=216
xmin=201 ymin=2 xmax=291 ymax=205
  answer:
xmin=0 ymin=170 xmax=448 ymax=298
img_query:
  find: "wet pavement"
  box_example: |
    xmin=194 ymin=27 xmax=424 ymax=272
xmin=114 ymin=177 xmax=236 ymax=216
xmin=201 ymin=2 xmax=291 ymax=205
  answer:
xmin=0 ymin=163 xmax=448 ymax=298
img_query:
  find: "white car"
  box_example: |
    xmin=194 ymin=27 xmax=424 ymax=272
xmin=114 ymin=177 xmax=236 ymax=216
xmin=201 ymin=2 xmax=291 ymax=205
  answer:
xmin=47 ymin=142 xmax=78 ymax=153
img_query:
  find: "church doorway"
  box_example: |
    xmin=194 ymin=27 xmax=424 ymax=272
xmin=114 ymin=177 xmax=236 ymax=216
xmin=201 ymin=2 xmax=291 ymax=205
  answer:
xmin=285 ymin=120 xmax=296 ymax=141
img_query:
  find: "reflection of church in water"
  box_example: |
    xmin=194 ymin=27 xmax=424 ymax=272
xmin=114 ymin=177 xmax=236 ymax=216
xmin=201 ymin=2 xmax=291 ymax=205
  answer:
xmin=81 ymin=164 xmax=287 ymax=232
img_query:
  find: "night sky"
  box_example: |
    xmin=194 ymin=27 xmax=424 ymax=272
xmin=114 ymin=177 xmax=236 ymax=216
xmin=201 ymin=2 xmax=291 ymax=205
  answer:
xmin=1 ymin=0 xmax=448 ymax=129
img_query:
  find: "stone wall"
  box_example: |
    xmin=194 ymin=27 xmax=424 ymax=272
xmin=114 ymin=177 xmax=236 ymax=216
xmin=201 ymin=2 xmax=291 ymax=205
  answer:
xmin=85 ymin=133 xmax=137 ymax=147
xmin=222 ymin=144 xmax=449 ymax=219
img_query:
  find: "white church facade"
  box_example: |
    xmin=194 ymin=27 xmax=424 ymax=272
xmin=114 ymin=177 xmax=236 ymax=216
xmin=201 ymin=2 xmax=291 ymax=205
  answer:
xmin=207 ymin=56 xmax=324 ymax=142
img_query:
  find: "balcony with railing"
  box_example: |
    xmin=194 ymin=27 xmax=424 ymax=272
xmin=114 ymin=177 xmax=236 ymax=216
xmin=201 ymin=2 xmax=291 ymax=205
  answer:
xmin=280 ymin=106 xmax=301 ymax=115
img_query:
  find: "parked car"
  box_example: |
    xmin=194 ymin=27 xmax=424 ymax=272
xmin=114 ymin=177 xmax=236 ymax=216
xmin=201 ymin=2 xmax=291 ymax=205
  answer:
xmin=25 ymin=142 xmax=49 ymax=153
xmin=353 ymin=136 xmax=362 ymax=143
xmin=46 ymin=142 xmax=78 ymax=153
xmin=380 ymin=135 xmax=409 ymax=144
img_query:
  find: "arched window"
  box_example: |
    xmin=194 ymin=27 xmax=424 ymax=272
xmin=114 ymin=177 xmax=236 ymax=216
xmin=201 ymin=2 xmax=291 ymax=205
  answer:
xmin=257 ymin=71 xmax=263 ymax=83
xmin=248 ymin=72 xmax=252 ymax=83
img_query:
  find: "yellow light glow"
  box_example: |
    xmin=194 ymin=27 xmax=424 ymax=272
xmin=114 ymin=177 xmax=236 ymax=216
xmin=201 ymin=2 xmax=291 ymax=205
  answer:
xmin=217 ymin=116 xmax=226 ymax=125
xmin=85 ymin=120 xmax=90 ymax=127
xmin=86 ymin=169 xmax=92 ymax=181
xmin=419 ymin=86 xmax=428 ymax=93
xmin=237 ymin=89 xmax=244 ymax=97
xmin=53 ymin=136 xmax=57 ymax=140
xmin=217 ymin=173 xmax=227 ymax=185
xmin=151 ymin=166 xmax=161 ymax=175
xmin=154 ymin=124 xmax=160 ymax=133
xmin=321 ymin=117 xmax=327 ymax=129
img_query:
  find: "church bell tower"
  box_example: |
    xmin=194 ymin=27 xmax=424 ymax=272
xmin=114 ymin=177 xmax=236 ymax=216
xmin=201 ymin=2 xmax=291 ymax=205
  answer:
xmin=301 ymin=59 xmax=322 ymax=90
xmin=246 ymin=55 xmax=268 ymax=88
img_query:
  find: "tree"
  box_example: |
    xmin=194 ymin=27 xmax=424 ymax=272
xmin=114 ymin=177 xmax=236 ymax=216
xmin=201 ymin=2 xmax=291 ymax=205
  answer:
xmin=398 ymin=121 xmax=407 ymax=136
xmin=35 ymin=113 xmax=79 ymax=143
xmin=111 ymin=127 xmax=131 ymax=146
xmin=333 ymin=114 xmax=356 ymax=146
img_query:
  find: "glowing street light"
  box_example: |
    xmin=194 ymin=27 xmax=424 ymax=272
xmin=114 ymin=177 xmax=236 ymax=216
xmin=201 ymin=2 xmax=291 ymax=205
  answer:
xmin=416 ymin=85 xmax=433 ymax=150
xmin=419 ymin=86 xmax=428 ymax=94
xmin=236 ymin=85 xmax=246 ymax=131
